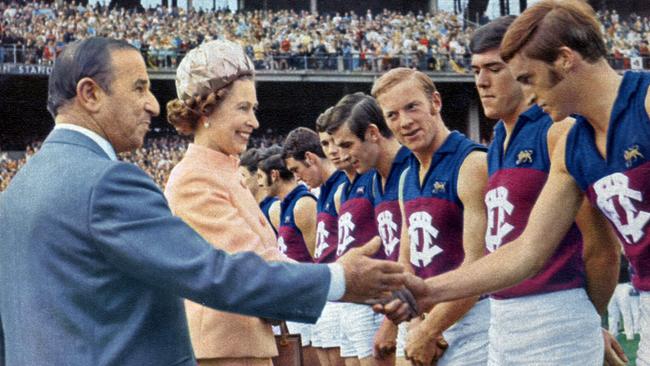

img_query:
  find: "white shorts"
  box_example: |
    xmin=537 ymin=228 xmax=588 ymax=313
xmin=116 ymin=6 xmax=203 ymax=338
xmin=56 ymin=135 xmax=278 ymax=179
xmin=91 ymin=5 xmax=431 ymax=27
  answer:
xmin=311 ymin=301 xmax=341 ymax=348
xmin=339 ymin=303 xmax=384 ymax=359
xmin=396 ymin=322 xmax=408 ymax=358
xmin=637 ymin=291 xmax=650 ymax=366
xmin=286 ymin=321 xmax=313 ymax=347
xmin=437 ymin=297 xmax=489 ymax=366
xmin=488 ymin=288 xmax=602 ymax=366
xmin=395 ymin=298 xmax=489 ymax=365
xmin=608 ymin=283 xmax=640 ymax=340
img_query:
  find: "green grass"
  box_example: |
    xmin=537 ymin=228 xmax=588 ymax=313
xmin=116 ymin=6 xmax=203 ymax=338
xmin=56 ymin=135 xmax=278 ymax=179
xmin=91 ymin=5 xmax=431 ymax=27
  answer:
xmin=603 ymin=314 xmax=640 ymax=365
xmin=617 ymin=334 xmax=640 ymax=366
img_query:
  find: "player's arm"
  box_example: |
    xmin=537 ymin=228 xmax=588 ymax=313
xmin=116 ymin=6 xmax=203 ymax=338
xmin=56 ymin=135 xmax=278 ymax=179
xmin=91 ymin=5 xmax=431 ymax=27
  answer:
xmin=334 ymin=183 xmax=344 ymax=214
xmin=645 ymin=84 xmax=650 ymax=119
xmin=578 ymin=199 xmax=621 ymax=315
xmin=268 ymin=200 xmax=281 ymax=233
xmin=414 ymin=131 xmax=584 ymax=311
xmin=397 ymin=169 xmax=414 ymax=272
xmin=406 ymin=151 xmax=486 ymax=363
xmin=294 ymin=195 xmax=318 ymax=258
xmin=547 ymin=120 xmax=621 ymax=315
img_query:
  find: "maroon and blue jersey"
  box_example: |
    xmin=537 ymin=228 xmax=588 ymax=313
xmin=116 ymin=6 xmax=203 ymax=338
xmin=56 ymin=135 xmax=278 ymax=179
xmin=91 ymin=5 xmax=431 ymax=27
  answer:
xmin=259 ymin=196 xmax=279 ymax=236
xmin=566 ymin=71 xmax=650 ymax=291
xmin=487 ymin=104 xmax=585 ymax=299
xmin=401 ymin=132 xmax=486 ymax=279
xmin=336 ymin=170 xmax=378 ymax=258
xmin=278 ymin=184 xmax=317 ymax=263
xmin=314 ymin=171 xmax=348 ymax=264
xmin=372 ymin=146 xmax=412 ymax=261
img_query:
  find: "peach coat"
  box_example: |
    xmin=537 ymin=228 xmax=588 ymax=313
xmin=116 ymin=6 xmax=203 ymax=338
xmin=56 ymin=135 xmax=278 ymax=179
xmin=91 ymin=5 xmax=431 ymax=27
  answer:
xmin=164 ymin=143 xmax=285 ymax=359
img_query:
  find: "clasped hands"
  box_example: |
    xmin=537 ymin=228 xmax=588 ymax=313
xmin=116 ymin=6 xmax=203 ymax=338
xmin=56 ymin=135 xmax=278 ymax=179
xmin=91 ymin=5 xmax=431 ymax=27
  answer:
xmin=336 ymin=236 xmax=431 ymax=322
xmin=366 ymin=272 xmax=433 ymax=324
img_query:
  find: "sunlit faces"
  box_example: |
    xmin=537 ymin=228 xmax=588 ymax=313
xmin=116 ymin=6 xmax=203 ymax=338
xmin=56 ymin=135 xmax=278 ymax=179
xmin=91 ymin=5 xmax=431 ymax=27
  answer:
xmin=318 ymin=131 xmax=352 ymax=170
xmin=471 ymin=48 xmax=525 ymax=121
xmin=239 ymin=166 xmax=259 ymax=196
xmin=256 ymin=168 xmax=274 ymax=194
xmin=508 ymin=53 xmax=575 ymax=122
xmin=376 ymin=77 xmax=441 ymax=157
xmin=203 ymin=79 xmax=259 ymax=156
xmin=99 ymin=49 xmax=160 ymax=153
xmin=285 ymin=156 xmax=322 ymax=189
xmin=331 ymin=123 xmax=379 ymax=174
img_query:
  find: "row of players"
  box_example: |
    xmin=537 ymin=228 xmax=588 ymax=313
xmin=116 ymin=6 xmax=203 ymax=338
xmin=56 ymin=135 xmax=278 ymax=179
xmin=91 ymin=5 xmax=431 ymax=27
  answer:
xmin=235 ymin=5 xmax=650 ymax=365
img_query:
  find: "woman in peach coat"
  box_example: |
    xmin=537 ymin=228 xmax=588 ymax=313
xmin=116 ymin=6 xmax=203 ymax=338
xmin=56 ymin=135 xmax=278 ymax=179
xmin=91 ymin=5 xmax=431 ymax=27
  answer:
xmin=164 ymin=40 xmax=285 ymax=366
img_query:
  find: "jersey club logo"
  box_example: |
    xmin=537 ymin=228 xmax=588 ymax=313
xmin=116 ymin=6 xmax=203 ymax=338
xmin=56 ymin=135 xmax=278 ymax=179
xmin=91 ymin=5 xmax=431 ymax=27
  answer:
xmin=314 ymin=221 xmax=330 ymax=259
xmin=624 ymin=145 xmax=644 ymax=168
xmin=516 ymin=149 xmax=533 ymax=165
xmin=432 ymin=181 xmax=446 ymax=194
xmin=377 ymin=210 xmax=400 ymax=257
xmin=594 ymin=173 xmax=650 ymax=244
xmin=337 ymin=212 xmax=356 ymax=256
xmin=485 ymin=186 xmax=515 ymax=252
xmin=408 ymin=211 xmax=443 ymax=267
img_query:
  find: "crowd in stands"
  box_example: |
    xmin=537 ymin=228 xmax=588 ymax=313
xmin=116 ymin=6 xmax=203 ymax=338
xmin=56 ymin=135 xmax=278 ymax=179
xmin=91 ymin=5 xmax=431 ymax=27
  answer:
xmin=118 ymin=136 xmax=189 ymax=189
xmin=1 ymin=1 xmax=473 ymax=72
xmin=601 ymin=9 xmax=650 ymax=69
xmin=2 ymin=2 xmax=650 ymax=72
xmin=0 ymin=132 xmax=288 ymax=192
xmin=0 ymin=140 xmax=39 ymax=192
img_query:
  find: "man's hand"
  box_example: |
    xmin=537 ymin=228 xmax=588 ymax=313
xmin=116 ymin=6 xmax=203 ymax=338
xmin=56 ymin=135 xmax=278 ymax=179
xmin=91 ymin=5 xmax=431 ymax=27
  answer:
xmin=404 ymin=321 xmax=448 ymax=366
xmin=372 ymin=273 xmax=435 ymax=323
xmin=602 ymin=329 xmax=628 ymax=366
xmin=374 ymin=318 xmax=398 ymax=360
xmin=339 ymin=237 xmax=406 ymax=303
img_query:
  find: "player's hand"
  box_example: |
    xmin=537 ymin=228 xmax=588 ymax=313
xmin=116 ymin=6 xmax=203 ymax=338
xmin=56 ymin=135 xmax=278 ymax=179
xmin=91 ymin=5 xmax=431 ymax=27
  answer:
xmin=372 ymin=273 xmax=435 ymax=324
xmin=404 ymin=321 xmax=448 ymax=366
xmin=602 ymin=328 xmax=628 ymax=366
xmin=374 ymin=318 xmax=398 ymax=360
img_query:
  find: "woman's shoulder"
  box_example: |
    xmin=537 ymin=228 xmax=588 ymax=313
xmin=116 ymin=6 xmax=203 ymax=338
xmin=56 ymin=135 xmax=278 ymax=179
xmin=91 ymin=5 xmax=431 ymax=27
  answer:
xmin=166 ymin=156 xmax=235 ymax=198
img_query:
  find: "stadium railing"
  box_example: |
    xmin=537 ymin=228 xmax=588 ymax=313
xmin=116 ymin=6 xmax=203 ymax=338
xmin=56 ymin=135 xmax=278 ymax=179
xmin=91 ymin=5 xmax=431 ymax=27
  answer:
xmin=1 ymin=44 xmax=649 ymax=72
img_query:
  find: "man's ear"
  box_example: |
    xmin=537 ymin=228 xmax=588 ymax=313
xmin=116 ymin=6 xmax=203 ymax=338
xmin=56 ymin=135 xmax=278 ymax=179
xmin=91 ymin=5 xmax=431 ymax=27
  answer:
xmin=554 ymin=46 xmax=577 ymax=73
xmin=76 ymin=77 xmax=103 ymax=113
xmin=366 ymin=124 xmax=381 ymax=142
xmin=271 ymin=169 xmax=280 ymax=182
xmin=305 ymin=151 xmax=319 ymax=166
xmin=429 ymin=91 xmax=442 ymax=115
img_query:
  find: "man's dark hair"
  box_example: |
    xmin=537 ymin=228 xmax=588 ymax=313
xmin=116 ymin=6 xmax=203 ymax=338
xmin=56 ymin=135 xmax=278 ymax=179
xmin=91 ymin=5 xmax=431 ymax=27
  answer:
xmin=259 ymin=153 xmax=294 ymax=185
xmin=47 ymin=37 xmax=137 ymax=118
xmin=469 ymin=16 xmax=517 ymax=54
xmin=325 ymin=92 xmax=367 ymax=135
xmin=326 ymin=92 xmax=392 ymax=140
xmin=315 ymin=107 xmax=333 ymax=133
xmin=257 ymin=145 xmax=283 ymax=162
xmin=282 ymin=127 xmax=325 ymax=162
xmin=240 ymin=147 xmax=261 ymax=173
xmin=501 ymin=0 xmax=607 ymax=64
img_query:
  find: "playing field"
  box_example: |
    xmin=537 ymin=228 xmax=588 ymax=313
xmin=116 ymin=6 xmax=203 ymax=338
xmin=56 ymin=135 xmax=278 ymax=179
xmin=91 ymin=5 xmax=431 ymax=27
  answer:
xmin=619 ymin=334 xmax=640 ymax=366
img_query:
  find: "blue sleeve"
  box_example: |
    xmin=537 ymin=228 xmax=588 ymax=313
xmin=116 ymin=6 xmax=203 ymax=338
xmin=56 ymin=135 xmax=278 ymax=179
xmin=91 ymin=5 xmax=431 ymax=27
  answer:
xmin=0 ymin=311 xmax=4 ymax=366
xmin=88 ymin=162 xmax=330 ymax=323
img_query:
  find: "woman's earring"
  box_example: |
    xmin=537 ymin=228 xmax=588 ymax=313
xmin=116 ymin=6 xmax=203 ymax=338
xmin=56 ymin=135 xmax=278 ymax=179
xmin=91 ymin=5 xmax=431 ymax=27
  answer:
xmin=203 ymin=120 xmax=210 ymax=128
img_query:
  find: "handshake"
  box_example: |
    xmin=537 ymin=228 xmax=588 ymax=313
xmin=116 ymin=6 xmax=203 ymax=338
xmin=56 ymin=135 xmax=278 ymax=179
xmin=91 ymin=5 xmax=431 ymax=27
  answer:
xmin=336 ymin=236 xmax=434 ymax=323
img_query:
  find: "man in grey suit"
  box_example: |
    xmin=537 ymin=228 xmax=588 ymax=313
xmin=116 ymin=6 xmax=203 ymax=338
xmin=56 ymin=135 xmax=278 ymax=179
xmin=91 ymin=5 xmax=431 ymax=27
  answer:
xmin=0 ymin=37 xmax=406 ymax=366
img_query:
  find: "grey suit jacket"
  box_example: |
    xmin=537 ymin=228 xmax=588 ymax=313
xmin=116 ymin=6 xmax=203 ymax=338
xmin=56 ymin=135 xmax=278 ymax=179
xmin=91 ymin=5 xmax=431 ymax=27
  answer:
xmin=0 ymin=129 xmax=330 ymax=366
